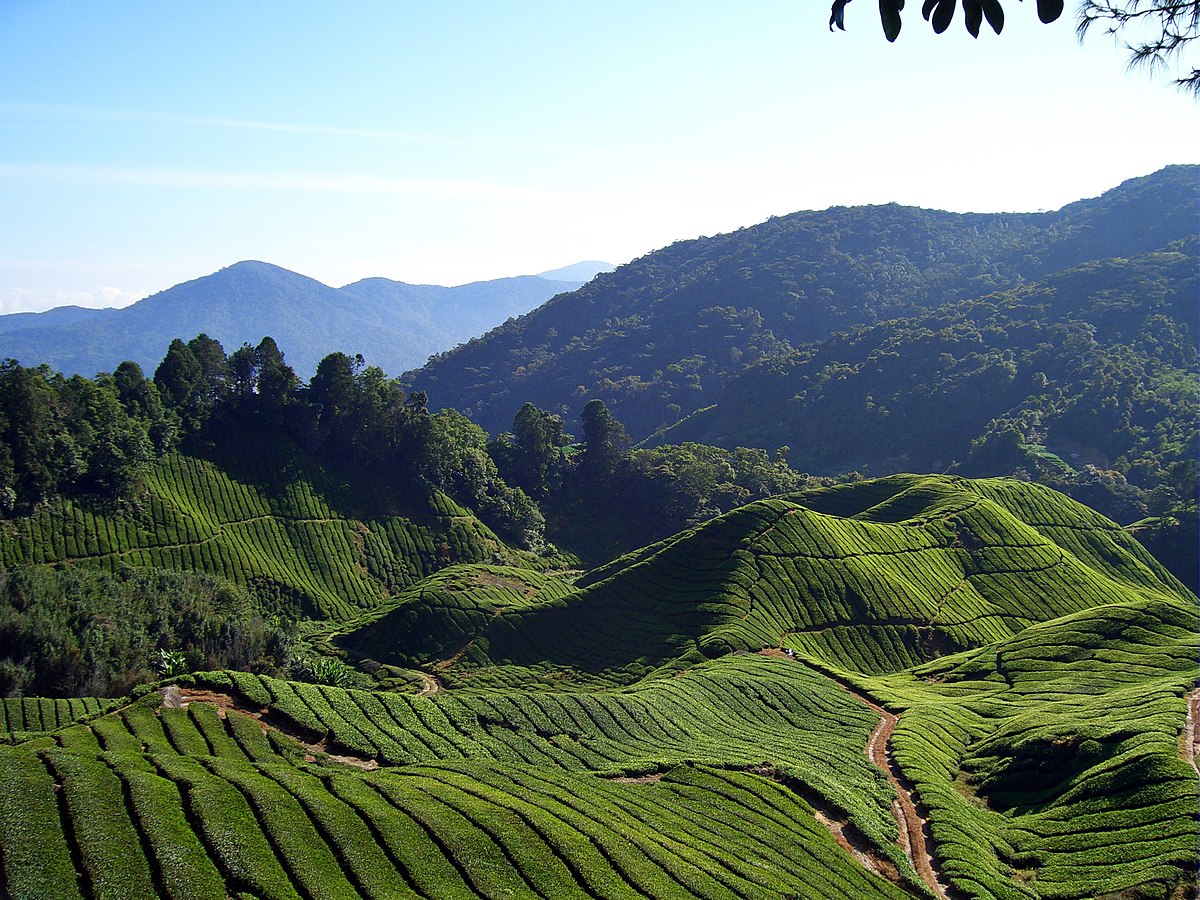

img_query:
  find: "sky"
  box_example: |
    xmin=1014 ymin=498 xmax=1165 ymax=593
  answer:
xmin=0 ymin=1 xmax=1197 ymax=314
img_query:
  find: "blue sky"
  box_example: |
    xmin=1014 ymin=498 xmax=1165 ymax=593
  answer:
xmin=1 ymin=1 xmax=1196 ymax=313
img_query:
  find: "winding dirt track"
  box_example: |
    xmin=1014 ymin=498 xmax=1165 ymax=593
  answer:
xmin=1183 ymin=688 xmax=1200 ymax=774
xmin=414 ymin=671 xmax=443 ymax=696
xmin=861 ymin=703 xmax=952 ymax=899
xmin=760 ymin=653 xmax=953 ymax=898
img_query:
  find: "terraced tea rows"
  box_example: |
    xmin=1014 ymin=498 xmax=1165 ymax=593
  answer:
xmin=0 ymin=437 xmax=508 ymax=620
xmin=342 ymin=564 xmax=579 ymax=666
xmin=0 ymin=656 xmax=924 ymax=900
xmin=404 ymin=476 xmax=1190 ymax=683
xmin=0 ymin=697 xmax=117 ymax=744
xmin=871 ymin=596 xmax=1199 ymax=899
xmin=0 ymin=474 xmax=1194 ymax=899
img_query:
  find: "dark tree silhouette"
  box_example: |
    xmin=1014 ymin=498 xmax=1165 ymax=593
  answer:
xmin=830 ymin=0 xmax=1198 ymax=95
xmin=829 ymin=0 xmax=1063 ymax=41
xmin=1078 ymin=1 xmax=1200 ymax=94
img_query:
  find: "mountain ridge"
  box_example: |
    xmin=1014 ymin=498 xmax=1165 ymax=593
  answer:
xmin=406 ymin=165 xmax=1198 ymax=442
xmin=0 ymin=260 xmax=597 ymax=378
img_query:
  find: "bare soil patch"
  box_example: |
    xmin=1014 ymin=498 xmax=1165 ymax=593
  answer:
xmin=754 ymin=655 xmax=955 ymax=897
xmin=160 ymin=684 xmax=379 ymax=770
xmin=1183 ymin=688 xmax=1200 ymax=774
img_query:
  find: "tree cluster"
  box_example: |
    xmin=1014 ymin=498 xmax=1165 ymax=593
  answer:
xmin=0 ymin=566 xmax=292 ymax=697
xmin=491 ymin=400 xmax=806 ymax=563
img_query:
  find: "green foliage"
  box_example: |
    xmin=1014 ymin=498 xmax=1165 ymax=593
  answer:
xmin=338 ymin=563 xmax=579 ymax=667
xmin=659 ymin=243 xmax=1198 ymax=529
xmin=502 ymin=400 xmax=573 ymax=499
xmin=424 ymin=409 xmax=546 ymax=551
xmin=410 ymin=167 xmax=1196 ymax=442
xmin=294 ymin=654 xmax=354 ymax=688
xmin=155 ymin=647 xmax=189 ymax=678
xmin=0 ymin=426 xmax=519 ymax=625
xmin=0 ymin=470 xmax=1196 ymax=899
xmin=433 ymin=475 xmax=1191 ymax=683
xmin=0 ymin=565 xmax=290 ymax=697
xmin=0 ymin=360 xmax=166 ymax=514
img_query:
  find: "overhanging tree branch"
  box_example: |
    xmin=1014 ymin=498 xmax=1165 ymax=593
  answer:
xmin=830 ymin=0 xmax=1198 ymax=95
xmin=1077 ymin=1 xmax=1200 ymax=95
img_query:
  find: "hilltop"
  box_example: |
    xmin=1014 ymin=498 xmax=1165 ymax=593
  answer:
xmin=406 ymin=166 xmax=1197 ymax=469
xmin=404 ymin=167 xmax=1198 ymax=575
xmin=0 ymin=261 xmax=591 ymax=378
xmin=341 ymin=474 xmax=1192 ymax=686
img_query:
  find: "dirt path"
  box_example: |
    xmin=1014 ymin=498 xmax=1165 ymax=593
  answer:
xmin=1183 ymin=688 xmax=1200 ymax=774
xmin=414 ymin=671 xmax=443 ymax=697
xmin=863 ymin=707 xmax=952 ymax=899
xmin=161 ymin=685 xmax=380 ymax=770
xmin=434 ymin=607 xmax=507 ymax=671
xmin=756 ymin=652 xmax=953 ymax=897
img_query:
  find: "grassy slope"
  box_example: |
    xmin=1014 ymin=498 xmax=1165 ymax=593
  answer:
xmin=1 ymin=474 xmax=1195 ymax=899
xmin=0 ymin=433 xmax=514 ymax=622
xmin=404 ymin=475 xmax=1189 ymax=686
xmin=872 ymin=595 xmax=1199 ymax=899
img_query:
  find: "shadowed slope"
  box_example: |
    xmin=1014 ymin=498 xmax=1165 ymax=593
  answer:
xmin=0 ymin=430 xmax=513 ymax=622
xmin=402 ymin=475 xmax=1191 ymax=684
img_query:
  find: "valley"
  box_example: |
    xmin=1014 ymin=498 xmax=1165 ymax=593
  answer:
xmin=0 ymin=168 xmax=1196 ymax=899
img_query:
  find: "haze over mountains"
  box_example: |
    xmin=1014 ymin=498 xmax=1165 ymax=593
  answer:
xmin=0 ymin=261 xmax=614 ymax=379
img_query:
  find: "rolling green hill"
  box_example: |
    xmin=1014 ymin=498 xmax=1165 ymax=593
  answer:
xmin=0 ymin=430 xmax=514 ymax=625
xmin=0 ymin=474 xmax=1195 ymax=899
xmin=362 ymin=475 xmax=1190 ymax=688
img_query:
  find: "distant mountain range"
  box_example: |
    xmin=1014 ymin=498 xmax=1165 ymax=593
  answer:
xmin=0 ymin=260 xmax=614 ymax=378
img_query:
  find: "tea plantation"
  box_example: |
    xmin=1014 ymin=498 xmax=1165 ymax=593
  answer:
xmin=0 ymin=436 xmax=515 ymax=622
xmin=0 ymin=475 xmax=1196 ymax=898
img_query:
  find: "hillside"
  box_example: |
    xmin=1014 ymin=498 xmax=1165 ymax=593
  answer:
xmin=0 ymin=428 xmax=520 ymax=624
xmin=1 ymin=474 xmax=1195 ymax=899
xmin=342 ymin=474 xmax=1192 ymax=686
xmin=406 ymin=165 xmax=1197 ymax=445
xmin=0 ymin=261 xmax=585 ymax=378
xmin=654 ymin=243 xmax=1198 ymax=490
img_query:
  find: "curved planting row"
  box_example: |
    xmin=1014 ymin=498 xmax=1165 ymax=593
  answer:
xmin=184 ymin=656 xmax=910 ymax=874
xmin=0 ymin=440 xmax=508 ymax=621
xmin=340 ymin=564 xmax=579 ymax=666
xmin=0 ymin=697 xmax=116 ymax=744
xmin=429 ymin=476 xmax=1189 ymax=680
xmin=0 ymin=680 xmax=916 ymax=900
xmin=877 ymin=596 xmax=1200 ymax=900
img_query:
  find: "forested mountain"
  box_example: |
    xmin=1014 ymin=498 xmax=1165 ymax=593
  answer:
xmin=407 ymin=165 xmax=1197 ymax=445
xmin=0 ymin=171 xmax=1196 ymax=900
xmin=0 ymin=261 xmax=588 ymax=378
xmin=655 ymin=242 xmax=1198 ymax=509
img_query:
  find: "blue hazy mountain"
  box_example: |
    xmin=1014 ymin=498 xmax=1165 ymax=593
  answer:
xmin=0 ymin=261 xmax=605 ymax=378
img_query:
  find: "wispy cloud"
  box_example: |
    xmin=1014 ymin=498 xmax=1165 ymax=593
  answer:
xmin=0 ymin=102 xmax=614 ymax=159
xmin=0 ymin=161 xmax=590 ymax=204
